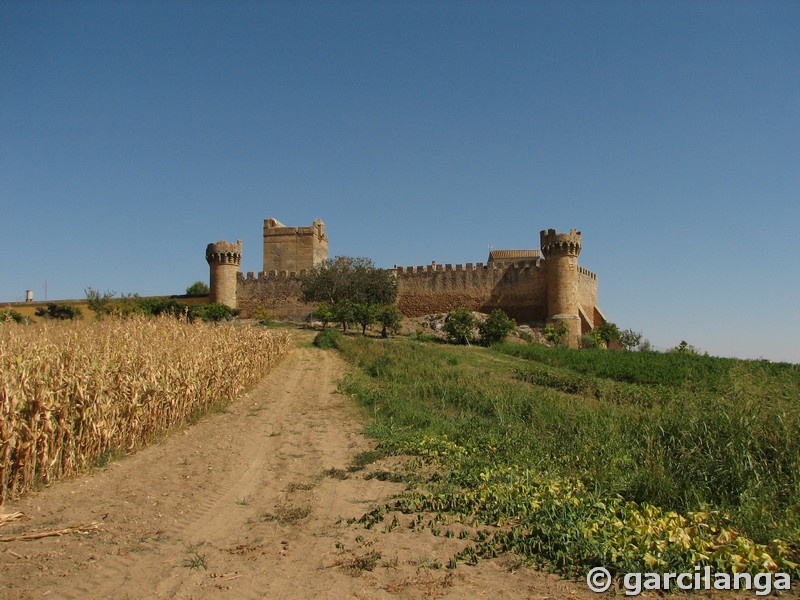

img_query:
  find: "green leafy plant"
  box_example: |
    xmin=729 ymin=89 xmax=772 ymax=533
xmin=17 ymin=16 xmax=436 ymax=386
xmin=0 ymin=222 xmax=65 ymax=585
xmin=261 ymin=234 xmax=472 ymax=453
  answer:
xmin=544 ymin=319 xmax=568 ymax=346
xmin=591 ymin=321 xmax=621 ymax=347
xmin=478 ymin=309 xmax=516 ymax=346
xmin=189 ymin=303 xmax=239 ymax=323
xmin=443 ymin=308 xmax=476 ymax=345
xmin=182 ymin=552 xmax=208 ymax=570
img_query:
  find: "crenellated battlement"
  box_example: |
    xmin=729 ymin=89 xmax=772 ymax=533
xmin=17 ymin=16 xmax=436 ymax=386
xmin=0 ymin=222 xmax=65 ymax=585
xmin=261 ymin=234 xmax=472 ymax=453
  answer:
xmin=238 ymin=269 xmax=308 ymax=282
xmin=540 ymin=228 xmax=582 ymax=258
xmin=394 ymin=259 xmax=540 ymax=275
xmin=206 ymin=219 xmax=604 ymax=347
xmin=206 ymin=240 xmax=242 ymax=266
xmin=263 ymin=217 xmax=328 ymax=273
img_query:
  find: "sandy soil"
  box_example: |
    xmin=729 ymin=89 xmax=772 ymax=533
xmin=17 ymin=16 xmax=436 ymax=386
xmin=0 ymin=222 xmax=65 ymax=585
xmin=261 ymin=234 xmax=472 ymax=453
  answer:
xmin=0 ymin=332 xmax=758 ymax=599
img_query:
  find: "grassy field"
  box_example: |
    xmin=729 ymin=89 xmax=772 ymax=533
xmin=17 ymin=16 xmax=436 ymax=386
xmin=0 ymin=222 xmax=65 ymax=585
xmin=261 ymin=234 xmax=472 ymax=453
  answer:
xmin=0 ymin=316 xmax=289 ymax=506
xmin=335 ymin=335 xmax=800 ymax=578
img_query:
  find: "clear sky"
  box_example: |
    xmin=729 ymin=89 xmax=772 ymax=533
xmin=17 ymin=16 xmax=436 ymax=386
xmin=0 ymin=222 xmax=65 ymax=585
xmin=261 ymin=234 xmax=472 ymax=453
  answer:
xmin=2 ymin=1 xmax=798 ymax=363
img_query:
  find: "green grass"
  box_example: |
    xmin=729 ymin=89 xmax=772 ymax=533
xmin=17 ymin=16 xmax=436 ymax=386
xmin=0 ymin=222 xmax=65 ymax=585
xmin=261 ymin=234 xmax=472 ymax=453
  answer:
xmin=336 ymin=336 xmax=800 ymax=577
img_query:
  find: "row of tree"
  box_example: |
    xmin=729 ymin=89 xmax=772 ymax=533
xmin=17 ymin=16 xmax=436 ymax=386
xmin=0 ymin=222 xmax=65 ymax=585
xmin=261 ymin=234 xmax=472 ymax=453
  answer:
xmin=301 ymin=256 xmax=402 ymax=337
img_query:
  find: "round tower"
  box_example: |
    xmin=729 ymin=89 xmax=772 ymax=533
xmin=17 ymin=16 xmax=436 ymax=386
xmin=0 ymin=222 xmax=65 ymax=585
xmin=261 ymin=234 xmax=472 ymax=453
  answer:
xmin=540 ymin=228 xmax=582 ymax=348
xmin=205 ymin=240 xmax=242 ymax=308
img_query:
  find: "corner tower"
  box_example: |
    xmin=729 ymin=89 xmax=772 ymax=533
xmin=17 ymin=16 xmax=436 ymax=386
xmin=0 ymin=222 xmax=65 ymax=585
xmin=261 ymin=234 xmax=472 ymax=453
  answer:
xmin=263 ymin=218 xmax=328 ymax=273
xmin=206 ymin=240 xmax=242 ymax=308
xmin=540 ymin=228 xmax=582 ymax=348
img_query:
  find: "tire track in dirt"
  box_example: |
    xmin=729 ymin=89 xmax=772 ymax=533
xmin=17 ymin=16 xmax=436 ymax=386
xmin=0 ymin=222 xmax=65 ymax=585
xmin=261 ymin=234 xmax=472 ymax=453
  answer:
xmin=2 ymin=331 xmax=617 ymax=600
xmin=1 ymin=333 xmax=399 ymax=599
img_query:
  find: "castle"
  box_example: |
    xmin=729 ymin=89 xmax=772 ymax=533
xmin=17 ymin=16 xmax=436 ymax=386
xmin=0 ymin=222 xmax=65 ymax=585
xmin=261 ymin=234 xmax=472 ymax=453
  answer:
xmin=206 ymin=218 xmax=606 ymax=347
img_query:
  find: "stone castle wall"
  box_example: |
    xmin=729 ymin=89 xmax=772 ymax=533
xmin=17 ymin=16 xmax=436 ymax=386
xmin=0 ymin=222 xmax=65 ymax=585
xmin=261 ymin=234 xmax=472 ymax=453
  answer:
xmin=236 ymin=271 xmax=314 ymax=319
xmin=211 ymin=221 xmax=604 ymax=347
xmin=396 ymin=259 xmax=598 ymax=324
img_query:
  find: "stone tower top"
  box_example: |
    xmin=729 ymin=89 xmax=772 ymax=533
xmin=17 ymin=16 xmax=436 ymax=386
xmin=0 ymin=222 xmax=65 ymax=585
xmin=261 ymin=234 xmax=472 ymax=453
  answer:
xmin=263 ymin=218 xmax=328 ymax=273
xmin=540 ymin=228 xmax=582 ymax=258
xmin=206 ymin=240 xmax=242 ymax=265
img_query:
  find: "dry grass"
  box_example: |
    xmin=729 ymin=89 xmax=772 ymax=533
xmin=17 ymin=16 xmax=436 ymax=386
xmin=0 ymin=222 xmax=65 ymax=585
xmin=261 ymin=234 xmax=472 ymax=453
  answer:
xmin=0 ymin=316 xmax=290 ymax=507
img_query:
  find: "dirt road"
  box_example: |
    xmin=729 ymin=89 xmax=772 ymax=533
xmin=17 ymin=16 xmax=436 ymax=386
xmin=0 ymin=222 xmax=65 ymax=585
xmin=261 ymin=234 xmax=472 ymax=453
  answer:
xmin=1 ymin=334 xmax=593 ymax=599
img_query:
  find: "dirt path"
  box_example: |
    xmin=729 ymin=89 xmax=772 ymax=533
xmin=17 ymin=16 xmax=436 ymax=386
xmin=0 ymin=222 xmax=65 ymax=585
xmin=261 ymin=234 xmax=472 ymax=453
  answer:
xmin=1 ymin=333 xmax=598 ymax=599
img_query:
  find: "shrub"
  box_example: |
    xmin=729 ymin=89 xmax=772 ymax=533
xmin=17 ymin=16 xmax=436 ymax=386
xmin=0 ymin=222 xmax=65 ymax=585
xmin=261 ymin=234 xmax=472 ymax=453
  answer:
xmin=580 ymin=334 xmax=599 ymax=349
xmin=443 ymin=308 xmax=476 ymax=345
xmin=592 ymin=322 xmax=621 ymax=346
xmin=544 ymin=320 xmax=568 ymax=346
xmin=478 ymin=309 xmax=516 ymax=346
xmin=256 ymin=308 xmax=275 ymax=326
xmin=313 ymin=328 xmax=342 ymax=349
xmin=1 ymin=309 xmax=27 ymax=324
xmin=672 ymin=340 xmax=700 ymax=355
xmin=35 ymin=303 xmax=82 ymax=320
xmin=190 ymin=303 xmax=239 ymax=323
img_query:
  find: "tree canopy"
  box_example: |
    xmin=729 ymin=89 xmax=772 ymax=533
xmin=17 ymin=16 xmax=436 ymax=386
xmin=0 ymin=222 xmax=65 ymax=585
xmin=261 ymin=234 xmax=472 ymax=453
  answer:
xmin=301 ymin=257 xmax=397 ymax=306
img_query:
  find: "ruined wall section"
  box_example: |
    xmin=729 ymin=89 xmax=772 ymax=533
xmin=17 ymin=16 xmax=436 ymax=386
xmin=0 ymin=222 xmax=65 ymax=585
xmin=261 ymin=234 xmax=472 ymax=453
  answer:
xmin=395 ymin=260 xmax=548 ymax=322
xmin=236 ymin=271 xmax=315 ymax=320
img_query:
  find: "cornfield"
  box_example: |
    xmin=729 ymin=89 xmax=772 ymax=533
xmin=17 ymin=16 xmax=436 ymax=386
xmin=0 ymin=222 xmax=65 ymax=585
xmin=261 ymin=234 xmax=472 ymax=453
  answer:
xmin=0 ymin=316 xmax=290 ymax=507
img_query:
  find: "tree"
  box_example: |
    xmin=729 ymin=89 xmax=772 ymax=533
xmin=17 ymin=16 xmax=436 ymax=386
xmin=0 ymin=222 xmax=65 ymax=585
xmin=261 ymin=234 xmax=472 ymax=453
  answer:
xmin=619 ymin=328 xmax=643 ymax=351
xmin=376 ymin=305 xmax=402 ymax=338
xmin=332 ymin=299 xmax=355 ymax=332
xmin=478 ymin=309 xmax=516 ymax=346
xmin=313 ymin=302 xmax=335 ymax=329
xmin=85 ymin=287 xmax=116 ymax=319
xmin=186 ymin=281 xmax=210 ymax=296
xmin=444 ymin=308 xmax=477 ymax=345
xmin=301 ymin=257 xmax=397 ymax=306
xmin=352 ymin=303 xmax=378 ymax=335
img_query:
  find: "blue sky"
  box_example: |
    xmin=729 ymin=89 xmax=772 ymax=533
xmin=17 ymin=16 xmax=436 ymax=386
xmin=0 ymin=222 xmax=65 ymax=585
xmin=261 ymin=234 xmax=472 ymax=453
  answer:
xmin=2 ymin=1 xmax=798 ymax=362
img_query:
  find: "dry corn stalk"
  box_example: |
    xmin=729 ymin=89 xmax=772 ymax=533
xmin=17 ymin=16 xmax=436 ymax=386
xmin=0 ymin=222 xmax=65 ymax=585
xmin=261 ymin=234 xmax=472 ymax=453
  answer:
xmin=0 ymin=316 xmax=290 ymax=507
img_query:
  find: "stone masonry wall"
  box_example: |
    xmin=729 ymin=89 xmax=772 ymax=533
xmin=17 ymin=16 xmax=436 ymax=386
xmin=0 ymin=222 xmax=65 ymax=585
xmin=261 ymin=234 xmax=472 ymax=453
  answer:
xmin=236 ymin=271 xmax=315 ymax=320
xmin=262 ymin=219 xmax=328 ymax=273
xmin=577 ymin=267 xmax=599 ymax=328
xmin=395 ymin=260 xmax=550 ymax=323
